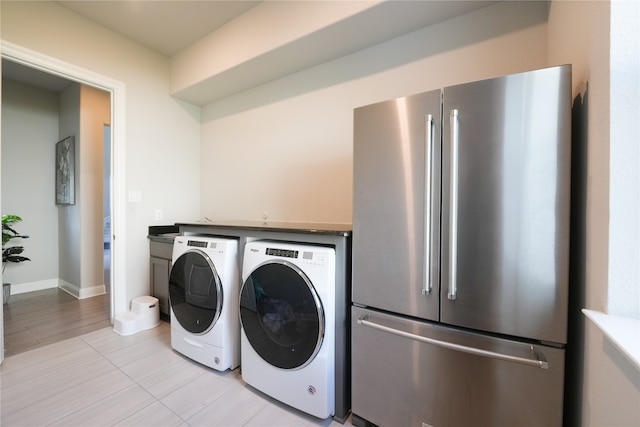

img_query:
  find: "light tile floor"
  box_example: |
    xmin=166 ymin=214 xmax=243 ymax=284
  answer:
xmin=1 ymin=321 xmax=352 ymax=427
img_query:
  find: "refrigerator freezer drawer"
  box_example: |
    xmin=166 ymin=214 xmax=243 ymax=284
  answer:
xmin=351 ymin=306 xmax=565 ymax=427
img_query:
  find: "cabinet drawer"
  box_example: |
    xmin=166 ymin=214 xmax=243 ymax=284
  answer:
xmin=150 ymin=240 xmax=173 ymax=260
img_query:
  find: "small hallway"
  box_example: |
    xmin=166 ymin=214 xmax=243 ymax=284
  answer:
xmin=2 ymin=246 xmax=111 ymax=358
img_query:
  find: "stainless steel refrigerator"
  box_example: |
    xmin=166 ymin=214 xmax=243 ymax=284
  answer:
xmin=351 ymin=65 xmax=572 ymax=427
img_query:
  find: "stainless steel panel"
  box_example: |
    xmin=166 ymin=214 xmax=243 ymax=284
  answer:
xmin=440 ymin=65 xmax=572 ymax=344
xmin=353 ymin=90 xmax=441 ymax=320
xmin=351 ymin=306 xmax=566 ymax=427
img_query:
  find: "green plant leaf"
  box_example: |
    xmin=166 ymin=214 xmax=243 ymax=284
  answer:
xmin=2 ymin=215 xmax=29 ymax=264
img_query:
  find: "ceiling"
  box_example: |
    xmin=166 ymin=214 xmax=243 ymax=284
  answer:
xmin=53 ymin=1 xmax=261 ymax=57
xmin=3 ymin=1 xmax=261 ymax=92
xmin=3 ymin=1 xmax=499 ymax=100
xmin=2 ymin=59 xmax=73 ymax=92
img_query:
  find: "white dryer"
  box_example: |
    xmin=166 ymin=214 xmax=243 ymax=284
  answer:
xmin=169 ymin=235 xmax=240 ymax=371
xmin=239 ymin=240 xmax=336 ymax=419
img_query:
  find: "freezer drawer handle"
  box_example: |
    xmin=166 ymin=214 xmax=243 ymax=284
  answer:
xmin=357 ymin=315 xmax=549 ymax=369
xmin=448 ymin=109 xmax=459 ymax=300
xmin=423 ymin=113 xmax=434 ymax=296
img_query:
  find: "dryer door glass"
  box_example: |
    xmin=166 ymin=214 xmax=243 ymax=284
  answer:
xmin=169 ymin=250 xmax=223 ymax=334
xmin=240 ymin=261 xmax=324 ymax=370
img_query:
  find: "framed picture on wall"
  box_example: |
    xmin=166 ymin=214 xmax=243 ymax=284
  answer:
xmin=55 ymin=136 xmax=75 ymax=205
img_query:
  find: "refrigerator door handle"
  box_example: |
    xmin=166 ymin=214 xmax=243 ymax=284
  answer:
xmin=357 ymin=315 xmax=549 ymax=369
xmin=448 ymin=109 xmax=459 ymax=300
xmin=422 ymin=114 xmax=434 ymax=295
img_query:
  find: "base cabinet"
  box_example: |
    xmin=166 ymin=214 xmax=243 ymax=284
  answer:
xmin=149 ymin=239 xmax=173 ymax=316
xmin=150 ymin=256 xmax=170 ymax=315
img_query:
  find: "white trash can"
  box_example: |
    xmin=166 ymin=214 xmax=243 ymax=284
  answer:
xmin=113 ymin=296 xmax=160 ymax=336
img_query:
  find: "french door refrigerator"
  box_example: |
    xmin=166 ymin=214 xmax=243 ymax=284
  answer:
xmin=351 ymin=65 xmax=571 ymax=427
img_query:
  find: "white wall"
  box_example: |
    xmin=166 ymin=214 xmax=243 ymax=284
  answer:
xmin=549 ymin=0 xmax=610 ymax=313
xmin=1 ymin=80 xmax=59 ymax=287
xmin=548 ymin=1 xmax=640 ymax=425
xmin=200 ymin=1 xmax=550 ymax=223
xmin=608 ymin=0 xmax=639 ymax=318
xmin=1 ymin=1 xmax=202 ymax=312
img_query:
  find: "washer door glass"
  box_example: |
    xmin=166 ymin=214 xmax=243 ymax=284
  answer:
xmin=169 ymin=250 xmax=223 ymax=334
xmin=240 ymin=261 xmax=324 ymax=370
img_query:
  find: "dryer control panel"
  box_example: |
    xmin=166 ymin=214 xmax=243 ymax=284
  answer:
xmin=265 ymin=247 xmax=298 ymax=258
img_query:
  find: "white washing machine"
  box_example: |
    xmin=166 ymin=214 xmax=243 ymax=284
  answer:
xmin=239 ymin=240 xmax=336 ymax=419
xmin=169 ymin=235 xmax=240 ymax=371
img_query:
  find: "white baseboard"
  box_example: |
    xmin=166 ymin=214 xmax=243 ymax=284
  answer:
xmin=57 ymin=279 xmax=80 ymax=298
xmin=9 ymin=279 xmax=106 ymax=300
xmin=79 ymin=284 xmax=107 ymax=299
xmin=58 ymin=280 xmax=106 ymax=300
xmin=10 ymin=279 xmax=58 ymax=295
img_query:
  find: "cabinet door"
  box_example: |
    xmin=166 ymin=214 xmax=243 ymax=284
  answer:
xmin=150 ymin=256 xmax=170 ymax=315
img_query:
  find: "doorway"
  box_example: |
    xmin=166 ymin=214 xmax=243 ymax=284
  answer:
xmin=1 ymin=43 xmax=126 ymax=360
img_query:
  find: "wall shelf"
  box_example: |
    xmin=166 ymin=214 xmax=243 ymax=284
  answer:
xmin=583 ymin=309 xmax=640 ymax=370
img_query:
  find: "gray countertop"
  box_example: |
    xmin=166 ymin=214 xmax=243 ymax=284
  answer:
xmin=148 ymin=225 xmax=180 ymax=243
xmin=175 ymin=220 xmax=352 ymax=236
xmin=148 ymin=233 xmax=179 ymax=244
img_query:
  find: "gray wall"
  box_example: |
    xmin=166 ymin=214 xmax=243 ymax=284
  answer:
xmin=58 ymin=83 xmax=82 ymax=290
xmin=1 ymin=79 xmax=59 ymax=288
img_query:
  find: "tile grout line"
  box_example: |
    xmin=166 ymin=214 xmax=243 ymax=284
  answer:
xmin=41 ymin=338 xmax=137 ymax=426
xmin=79 ymin=327 xmax=190 ymax=426
xmin=1 ymin=337 xmax=111 ymax=422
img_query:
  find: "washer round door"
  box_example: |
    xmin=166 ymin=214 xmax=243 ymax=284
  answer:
xmin=240 ymin=261 xmax=324 ymax=370
xmin=169 ymin=249 xmax=223 ymax=334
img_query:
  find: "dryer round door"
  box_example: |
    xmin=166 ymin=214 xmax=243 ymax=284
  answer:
xmin=169 ymin=249 xmax=223 ymax=334
xmin=240 ymin=260 xmax=324 ymax=370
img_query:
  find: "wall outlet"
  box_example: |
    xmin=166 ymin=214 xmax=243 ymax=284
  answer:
xmin=128 ymin=190 xmax=142 ymax=203
xmin=154 ymin=209 xmax=163 ymax=220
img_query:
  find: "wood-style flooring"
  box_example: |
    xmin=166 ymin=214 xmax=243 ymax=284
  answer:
xmin=3 ymin=288 xmax=111 ymax=357
xmin=1 ymin=321 xmax=353 ymax=426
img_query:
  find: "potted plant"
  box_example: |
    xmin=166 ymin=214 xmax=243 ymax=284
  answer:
xmin=2 ymin=214 xmax=30 ymax=304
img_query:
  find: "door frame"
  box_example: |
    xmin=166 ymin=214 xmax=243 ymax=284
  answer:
xmin=0 ymin=42 xmax=127 ymax=349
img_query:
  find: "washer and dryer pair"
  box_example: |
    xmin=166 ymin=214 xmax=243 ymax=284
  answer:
xmin=169 ymin=236 xmax=337 ymax=420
